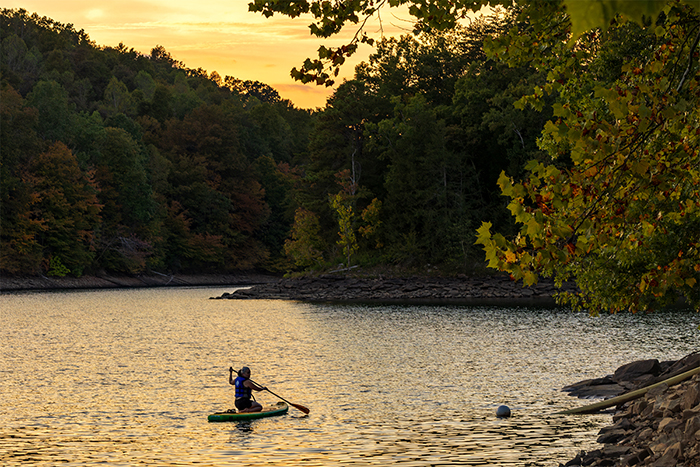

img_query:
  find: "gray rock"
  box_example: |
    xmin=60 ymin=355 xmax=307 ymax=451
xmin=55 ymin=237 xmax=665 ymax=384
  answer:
xmin=612 ymin=359 xmax=661 ymax=385
xmin=561 ymin=353 xmax=700 ymax=467
xmin=597 ymin=429 xmax=628 ymax=444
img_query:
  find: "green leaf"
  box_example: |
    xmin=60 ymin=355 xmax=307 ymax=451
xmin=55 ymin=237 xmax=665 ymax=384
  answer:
xmin=523 ymin=270 xmax=538 ymax=286
xmin=564 ymin=0 xmax=667 ymax=40
xmin=497 ymin=172 xmax=513 ymax=195
xmin=493 ymin=233 xmax=507 ymax=249
xmin=608 ymin=98 xmax=627 ymax=119
xmin=552 ymin=103 xmax=569 ymax=118
xmin=508 ymin=201 xmax=525 ymax=218
xmin=526 ymin=218 xmax=543 ymax=237
xmin=476 ymin=222 xmax=493 ymax=240
xmin=632 ymin=161 xmax=650 ymax=176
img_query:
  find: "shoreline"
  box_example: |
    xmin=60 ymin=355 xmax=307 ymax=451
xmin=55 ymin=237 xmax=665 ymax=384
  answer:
xmin=1 ymin=271 xmax=577 ymax=304
xmin=212 ymin=273 xmax=577 ymax=302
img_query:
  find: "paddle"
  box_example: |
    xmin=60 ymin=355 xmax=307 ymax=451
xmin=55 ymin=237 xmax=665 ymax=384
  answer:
xmin=250 ymin=379 xmax=310 ymax=414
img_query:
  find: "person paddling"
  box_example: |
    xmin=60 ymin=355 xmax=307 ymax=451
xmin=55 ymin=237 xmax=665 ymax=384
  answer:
xmin=229 ymin=366 xmax=266 ymax=413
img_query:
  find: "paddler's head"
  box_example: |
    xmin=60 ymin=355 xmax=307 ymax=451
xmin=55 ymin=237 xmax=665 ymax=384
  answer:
xmin=238 ymin=366 xmax=251 ymax=378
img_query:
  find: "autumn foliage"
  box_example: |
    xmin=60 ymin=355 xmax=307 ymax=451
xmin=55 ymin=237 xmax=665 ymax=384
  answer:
xmin=476 ymin=2 xmax=700 ymax=313
xmin=0 ymin=8 xmax=311 ymax=276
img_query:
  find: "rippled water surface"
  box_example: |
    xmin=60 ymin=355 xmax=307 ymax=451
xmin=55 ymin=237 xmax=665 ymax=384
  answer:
xmin=1 ymin=287 xmax=698 ymax=466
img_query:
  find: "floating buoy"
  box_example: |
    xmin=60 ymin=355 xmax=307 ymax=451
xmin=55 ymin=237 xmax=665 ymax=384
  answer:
xmin=496 ymin=405 xmax=511 ymax=418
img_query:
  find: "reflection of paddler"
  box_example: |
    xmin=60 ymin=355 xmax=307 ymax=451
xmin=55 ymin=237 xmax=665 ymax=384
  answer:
xmin=229 ymin=366 xmax=266 ymax=413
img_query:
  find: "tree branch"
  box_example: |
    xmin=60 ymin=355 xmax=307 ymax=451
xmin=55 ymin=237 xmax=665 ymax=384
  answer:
xmin=676 ymin=24 xmax=700 ymax=92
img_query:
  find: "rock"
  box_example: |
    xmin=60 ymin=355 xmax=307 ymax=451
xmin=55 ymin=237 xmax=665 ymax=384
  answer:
xmin=601 ymin=445 xmax=631 ymax=458
xmin=597 ymin=429 xmax=628 ymax=444
xmin=681 ymin=381 xmax=700 ymax=410
xmin=646 ymin=383 xmax=669 ymax=399
xmin=562 ymin=451 xmax=586 ymax=466
xmin=561 ymin=353 xmax=700 ymax=467
xmin=0 ymin=272 xmax=278 ymax=291
xmin=564 ymin=361 xmax=666 ymax=400
xmin=631 ymin=399 xmax=648 ymax=416
xmin=571 ymin=384 xmax=627 ymax=399
xmin=653 ymin=441 xmax=684 ymax=466
xmin=612 ymin=359 xmax=661 ymax=386
xmin=657 ymin=418 xmax=682 ymax=434
xmin=654 ymin=352 xmax=700 ymax=383
xmin=619 ymin=447 xmax=652 ymax=466
xmin=685 ymin=415 xmax=700 ymax=437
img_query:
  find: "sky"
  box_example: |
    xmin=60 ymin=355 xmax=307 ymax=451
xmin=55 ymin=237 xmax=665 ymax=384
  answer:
xmin=5 ymin=0 xmax=418 ymax=109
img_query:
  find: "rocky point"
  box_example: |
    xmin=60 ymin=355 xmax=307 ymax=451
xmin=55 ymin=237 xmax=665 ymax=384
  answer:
xmin=561 ymin=352 xmax=700 ymax=467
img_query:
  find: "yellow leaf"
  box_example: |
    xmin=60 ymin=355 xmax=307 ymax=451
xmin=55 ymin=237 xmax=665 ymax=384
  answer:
xmin=584 ymin=166 xmax=598 ymax=177
xmin=523 ymin=270 xmax=538 ymax=286
xmin=686 ymin=278 xmax=697 ymax=288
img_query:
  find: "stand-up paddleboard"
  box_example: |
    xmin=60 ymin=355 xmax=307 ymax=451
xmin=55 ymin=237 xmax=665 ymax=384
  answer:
xmin=208 ymin=402 xmax=289 ymax=422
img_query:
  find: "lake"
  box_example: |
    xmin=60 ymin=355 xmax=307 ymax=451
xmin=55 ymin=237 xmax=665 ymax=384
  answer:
xmin=1 ymin=287 xmax=697 ymax=466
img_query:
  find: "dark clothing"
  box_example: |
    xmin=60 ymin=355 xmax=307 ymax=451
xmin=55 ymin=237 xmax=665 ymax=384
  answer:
xmin=235 ymin=397 xmax=252 ymax=410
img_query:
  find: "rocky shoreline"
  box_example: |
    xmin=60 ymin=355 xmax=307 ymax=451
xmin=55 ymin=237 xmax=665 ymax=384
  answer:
xmin=560 ymin=352 xmax=700 ymax=467
xmin=212 ymin=273 xmax=577 ymax=302
xmin=2 ymin=271 xmax=578 ymax=302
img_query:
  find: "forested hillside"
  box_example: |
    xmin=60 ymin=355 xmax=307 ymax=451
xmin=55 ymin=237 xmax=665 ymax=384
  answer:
xmin=1 ymin=7 xmax=550 ymax=278
xmin=1 ymin=8 xmax=312 ymax=276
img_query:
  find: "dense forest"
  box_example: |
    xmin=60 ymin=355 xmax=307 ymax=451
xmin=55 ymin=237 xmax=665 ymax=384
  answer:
xmin=1 ymin=8 xmax=312 ymax=276
xmin=1 ymin=7 xmax=553 ymax=278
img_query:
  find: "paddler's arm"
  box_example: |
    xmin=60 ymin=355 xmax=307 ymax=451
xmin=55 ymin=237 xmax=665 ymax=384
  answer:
xmin=244 ymin=379 xmax=266 ymax=391
xmin=228 ymin=367 xmax=235 ymax=385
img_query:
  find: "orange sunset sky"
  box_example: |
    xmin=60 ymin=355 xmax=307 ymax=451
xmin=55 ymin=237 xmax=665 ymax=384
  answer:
xmin=4 ymin=0 xmax=422 ymax=109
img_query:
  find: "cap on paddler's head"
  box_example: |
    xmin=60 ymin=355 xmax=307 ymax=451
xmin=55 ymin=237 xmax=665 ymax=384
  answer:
xmin=239 ymin=366 xmax=250 ymax=376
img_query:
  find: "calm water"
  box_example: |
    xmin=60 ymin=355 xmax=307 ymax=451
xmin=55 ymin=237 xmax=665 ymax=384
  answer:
xmin=1 ymin=287 xmax=698 ymax=466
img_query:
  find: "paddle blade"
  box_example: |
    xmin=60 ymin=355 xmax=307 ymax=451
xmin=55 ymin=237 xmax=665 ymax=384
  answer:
xmin=291 ymin=403 xmax=310 ymax=414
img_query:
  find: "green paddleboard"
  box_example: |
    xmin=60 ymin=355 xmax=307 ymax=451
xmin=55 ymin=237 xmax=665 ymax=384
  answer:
xmin=208 ymin=401 xmax=289 ymax=422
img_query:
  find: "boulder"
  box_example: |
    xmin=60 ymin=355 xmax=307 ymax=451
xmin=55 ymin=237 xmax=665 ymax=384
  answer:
xmin=612 ymin=359 xmax=661 ymax=386
xmin=655 ymin=352 xmax=700 ymax=384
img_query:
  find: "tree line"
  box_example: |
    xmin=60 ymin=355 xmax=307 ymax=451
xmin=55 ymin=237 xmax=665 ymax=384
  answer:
xmin=286 ymin=10 xmax=552 ymax=271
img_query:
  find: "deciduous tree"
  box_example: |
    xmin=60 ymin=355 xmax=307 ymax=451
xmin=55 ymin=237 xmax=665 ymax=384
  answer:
xmin=249 ymin=0 xmax=681 ymax=85
xmin=284 ymin=207 xmax=326 ymax=268
xmin=474 ymin=2 xmax=700 ymax=313
xmin=28 ymin=142 xmax=101 ymax=276
xmin=0 ymin=85 xmax=43 ymax=273
xmin=330 ymin=192 xmax=358 ymax=267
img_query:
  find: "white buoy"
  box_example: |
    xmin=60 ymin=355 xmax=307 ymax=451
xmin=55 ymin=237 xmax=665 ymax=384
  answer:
xmin=496 ymin=405 xmax=511 ymax=418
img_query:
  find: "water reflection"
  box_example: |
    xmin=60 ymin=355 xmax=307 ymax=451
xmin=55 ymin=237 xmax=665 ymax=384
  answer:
xmin=1 ymin=288 xmax=697 ymax=466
